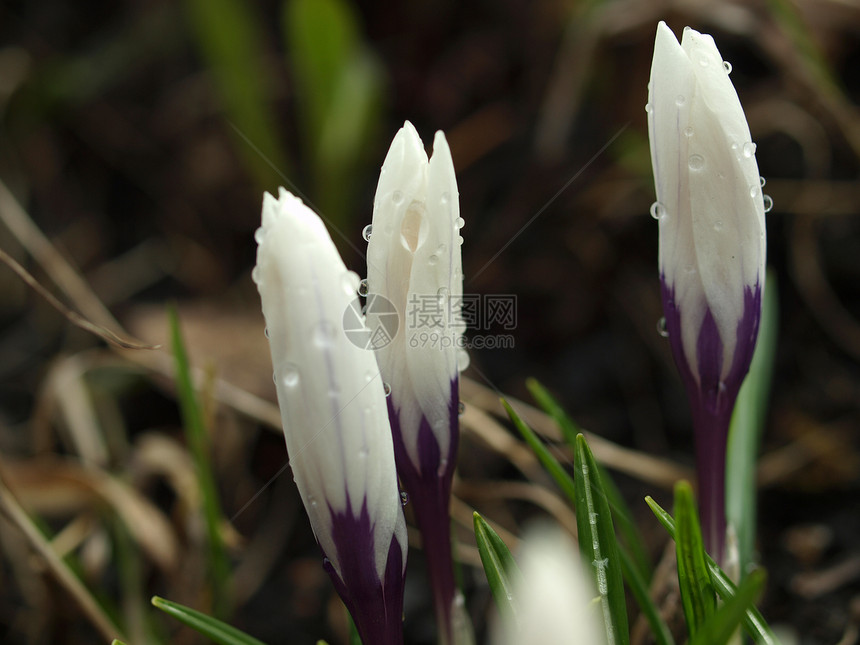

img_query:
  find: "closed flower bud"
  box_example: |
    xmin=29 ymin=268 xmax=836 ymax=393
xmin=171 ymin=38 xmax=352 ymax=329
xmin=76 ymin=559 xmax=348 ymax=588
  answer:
xmin=647 ymin=22 xmax=767 ymax=558
xmin=254 ymin=188 xmax=407 ymax=645
xmin=366 ymin=121 xmax=464 ymax=643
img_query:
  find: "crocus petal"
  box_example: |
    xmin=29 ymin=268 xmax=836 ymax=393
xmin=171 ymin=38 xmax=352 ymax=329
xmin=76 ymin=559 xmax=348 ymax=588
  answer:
xmin=255 ymin=189 xmax=407 ymax=642
xmin=648 ymin=21 xmax=765 ymax=393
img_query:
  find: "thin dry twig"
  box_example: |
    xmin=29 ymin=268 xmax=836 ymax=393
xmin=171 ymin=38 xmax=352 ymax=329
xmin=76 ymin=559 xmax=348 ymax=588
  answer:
xmin=0 ymin=460 xmax=127 ymax=643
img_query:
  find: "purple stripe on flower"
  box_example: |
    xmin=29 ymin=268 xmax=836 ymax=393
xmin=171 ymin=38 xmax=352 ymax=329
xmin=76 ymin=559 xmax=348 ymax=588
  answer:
xmin=661 ymin=277 xmax=762 ymax=558
xmin=323 ymin=494 xmax=406 ymax=645
xmin=388 ymin=376 xmax=460 ymax=644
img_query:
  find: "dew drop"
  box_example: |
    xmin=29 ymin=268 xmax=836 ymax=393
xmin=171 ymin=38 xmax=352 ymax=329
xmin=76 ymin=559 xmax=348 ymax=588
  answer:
xmin=644 ymin=103 xmax=652 ymax=114
xmin=760 ymin=176 xmax=767 ymax=188
xmin=656 ymin=317 xmax=669 ymax=338
xmin=365 ymin=370 xmax=375 ymax=383
xmin=455 ymin=217 xmax=465 ymax=229
xmin=684 ymin=126 xmax=694 ymax=138
xmin=264 ymin=327 xmax=270 ymax=338
xmin=695 ymin=50 xmax=710 ymax=67
xmin=749 ymin=184 xmax=760 ymax=199
xmin=437 ymin=286 xmax=449 ymax=298
xmin=400 ymin=491 xmax=409 ymax=506
xmin=428 ymin=254 xmax=438 ymax=266
xmin=458 ymin=401 xmax=466 ymax=416
xmin=763 ymin=194 xmax=773 ymax=213
xmin=440 ymin=192 xmax=450 ymax=205
xmin=688 ymin=154 xmax=705 ymax=171
xmin=714 ymin=220 xmax=724 ymax=232
xmin=251 ymin=265 xmax=261 ymax=284
xmin=254 ymin=227 xmax=265 ymax=244
xmin=458 ymin=235 xmax=464 ymax=246
xmin=392 ymin=191 xmax=404 ymax=205
xmin=742 ymin=142 xmax=757 ymax=158
xmin=649 ymin=201 xmax=664 ymax=220
xmin=675 ymin=94 xmax=686 ymax=106
xmin=359 ymin=446 xmax=369 ymax=458
xmin=313 ymin=321 xmax=337 ymax=346
xmin=458 ymin=348 xmax=470 ymax=371
xmin=437 ymin=458 xmax=449 ymax=477
xmin=383 ymin=382 xmax=392 ymax=397
xmin=279 ymin=366 xmax=303 ymax=387
xmin=358 ymin=279 xmax=369 ymax=297
xmin=362 ymin=224 xmax=373 ymax=241
xmin=723 ymin=60 xmax=733 ymax=74
xmin=308 ymin=495 xmax=318 ymax=508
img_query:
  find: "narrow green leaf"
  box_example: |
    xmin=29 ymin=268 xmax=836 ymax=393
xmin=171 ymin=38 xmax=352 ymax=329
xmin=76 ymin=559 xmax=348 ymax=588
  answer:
xmin=645 ymin=497 xmax=780 ymax=644
xmin=674 ymin=481 xmax=716 ymax=637
xmin=347 ymin=612 xmax=362 ymax=645
xmin=473 ymin=512 xmax=522 ymax=625
xmin=168 ymin=305 xmax=231 ymax=617
xmin=727 ymin=273 xmax=778 ymax=578
xmin=152 ymin=597 xmax=267 ymax=645
xmin=185 ymin=0 xmax=289 ymax=189
xmin=501 ymin=399 xmax=577 ymax=504
xmin=691 ymin=570 xmax=766 ymax=645
xmin=618 ymin=548 xmax=675 ymax=645
xmin=526 ymin=378 xmax=652 ymax=581
xmin=573 ymin=434 xmax=629 ymax=645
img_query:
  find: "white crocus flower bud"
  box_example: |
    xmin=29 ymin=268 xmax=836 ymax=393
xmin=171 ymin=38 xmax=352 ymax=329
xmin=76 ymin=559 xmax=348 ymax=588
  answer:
xmin=647 ymin=22 xmax=767 ymax=559
xmin=366 ymin=121 xmax=464 ymax=643
xmin=491 ymin=525 xmax=605 ymax=645
xmin=254 ymin=189 xmax=407 ymax=645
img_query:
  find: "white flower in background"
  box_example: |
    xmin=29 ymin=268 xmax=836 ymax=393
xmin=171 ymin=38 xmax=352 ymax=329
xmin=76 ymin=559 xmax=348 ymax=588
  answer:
xmin=254 ymin=188 xmax=407 ymax=645
xmin=647 ymin=21 xmax=767 ymax=557
xmin=366 ymin=121 xmax=464 ymax=643
xmin=491 ymin=525 xmax=604 ymax=645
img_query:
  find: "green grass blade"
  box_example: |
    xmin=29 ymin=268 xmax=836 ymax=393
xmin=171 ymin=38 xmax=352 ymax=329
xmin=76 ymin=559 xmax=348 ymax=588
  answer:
xmin=618 ymin=548 xmax=675 ymax=645
xmin=473 ymin=512 xmax=522 ymax=626
xmin=168 ymin=305 xmax=231 ymax=617
xmin=673 ymin=482 xmax=716 ymax=637
xmin=690 ymin=569 xmax=766 ymax=645
xmin=526 ymin=378 xmax=652 ymax=582
xmin=645 ymin=497 xmax=780 ymax=644
xmin=574 ymin=434 xmax=629 ymax=645
xmin=151 ymin=597 xmax=267 ymax=645
xmin=727 ymin=273 xmax=778 ymax=579
xmin=185 ymin=0 xmax=289 ymax=189
xmin=501 ymin=399 xmax=577 ymax=504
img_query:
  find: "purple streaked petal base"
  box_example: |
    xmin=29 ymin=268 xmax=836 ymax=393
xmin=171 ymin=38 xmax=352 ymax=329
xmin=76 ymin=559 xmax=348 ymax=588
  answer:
xmin=661 ymin=279 xmax=762 ymax=561
xmin=388 ymin=378 xmax=460 ymax=645
xmin=322 ymin=494 xmax=406 ymax=645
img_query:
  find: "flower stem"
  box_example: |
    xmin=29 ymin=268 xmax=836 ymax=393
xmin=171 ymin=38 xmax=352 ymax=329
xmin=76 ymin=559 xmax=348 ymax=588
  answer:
xmin=693 ymin=405 xmax=730 ymax=564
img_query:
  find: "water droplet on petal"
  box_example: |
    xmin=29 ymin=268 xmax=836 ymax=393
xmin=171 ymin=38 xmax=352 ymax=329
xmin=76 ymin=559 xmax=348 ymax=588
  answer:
xmin=723 ymin=60 xmax=732 ymax=74
xmin=760 ymin=176 xmax=767 ymax=187
xmin=742 ymin=142 xmax=757 ymax=158
xmin=392 ymin=191 xmax=404 ymax=205
xmin=714 ymin=221 xmax=723 ymax=232
xmin=458 ymin=235 xmax=464 ymax=246
xmin=675 ymin=94 xmax=686 ymax=106
xmin=359 ymin=446 xmax=369 ymax=458
xmin=314 ymin=321 xmax=337 ymax=346
xmin=280 ymin=363 xmax=299 ymax=386
xmin=254 ymin=227 xmax=265 ymax=244
xmin=749 ymin=184 xmax=760 ymax=199
xmin=440 ymin=192 xmax=450 ymax=205
xmin=400 ymin=491 xmax=409 ymax=506
xmin=684 ymin=126 xmax=694 ymax=138
xmin=456 ymin=217 xmax=465 ymax=229
xmin=649 ymin=201 xmax=664 ymax=220
xmin=695 ymin=50 xmax=710 ymax=67
xmin=358 ymin=279 xmax=369 ymax=297
xmin=251 ymin=265 xmax=261 ymax=284
xmin=688 ymin=154 xmax=705 ymax=171
xmin=428 ymin=254 xmax=438 ymax=266
xmin=308 ymin=495 xmax=318 ymax=508
xmin=383 ymin=382 xmax=391 ymax=397
xmin=362 ymin=224 xmax=373 ymax=241
xmin=264 ymin=327 xmax=270 ymax=338
xmin=763 ymin=194 xmax=773 ymax=213
xmin=458 ymin=401 xmax=466 ymax=416
xmin=458 ymin=348 xmax=470 ymax=371
xmin=656 ymin=317 xmax=669 ymax=338
xmin=644 ymin=103 xmax=652 ymax=114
